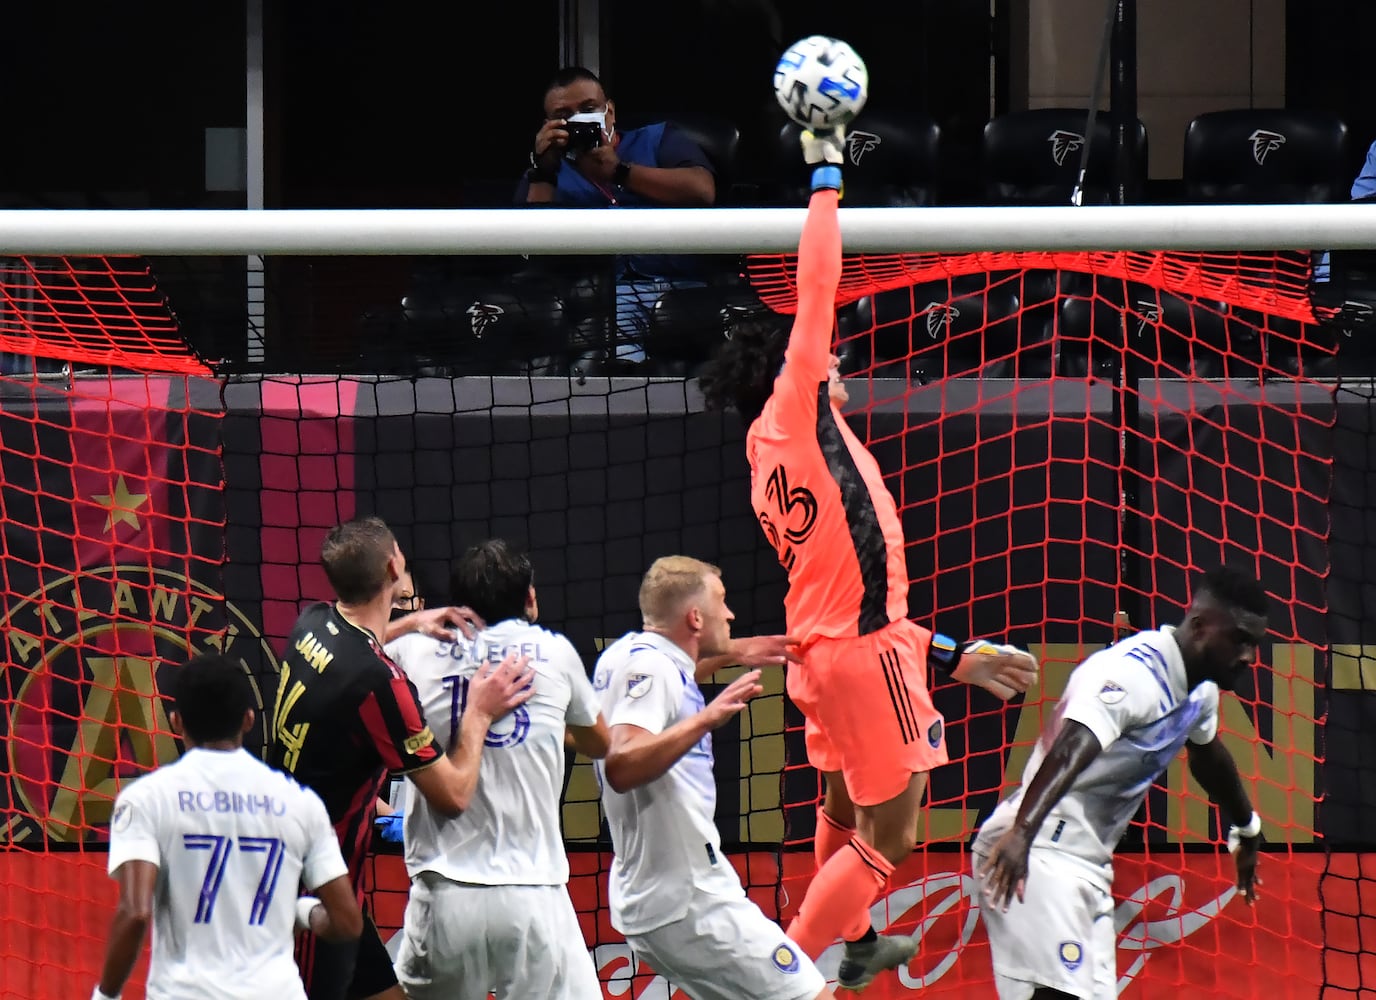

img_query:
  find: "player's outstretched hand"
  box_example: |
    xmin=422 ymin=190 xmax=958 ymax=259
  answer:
xmin=703 ymin=669 xmax=765 ymax=729
xmin=1229 ymin=829 xmax=1263 ymax=906
xmin=801 ymin=127 xmax=845 ymax=166
xmin=977 ymin=826 xmax=1033 ymax=912
xmin=729 ymin=634 xmax=804 ymax=669
xmin=952 ymin=641 xmax=1039 ymax=701
xmin=466 ymin=653 xmax=535 ymax=723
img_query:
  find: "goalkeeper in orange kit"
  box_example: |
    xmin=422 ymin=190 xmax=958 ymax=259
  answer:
xmin=699 ymin=126 xmax=1039 ymax=991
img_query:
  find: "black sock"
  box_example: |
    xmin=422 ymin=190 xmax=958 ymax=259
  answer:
xmin=846 ymin=927 xmax=878 ymax=946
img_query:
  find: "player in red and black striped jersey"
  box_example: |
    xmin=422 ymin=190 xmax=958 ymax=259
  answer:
xmin=269 ymin=516 xmax=533 ymax=1000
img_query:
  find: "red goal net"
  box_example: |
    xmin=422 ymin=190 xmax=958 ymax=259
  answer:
xmin=747 ymin=246 xmax=1332 ymax=997
xmin=0 ymin=245 xmax=1351 ymax=999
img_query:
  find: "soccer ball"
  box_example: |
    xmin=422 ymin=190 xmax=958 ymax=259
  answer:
xmin=773 ymin=36 xmax=869 ymax=131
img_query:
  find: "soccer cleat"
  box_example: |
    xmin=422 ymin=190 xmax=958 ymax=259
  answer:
xmin=836 ymin=932 xmax=918 ymax=992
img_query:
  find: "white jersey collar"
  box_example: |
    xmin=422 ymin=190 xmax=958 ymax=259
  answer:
xmin=633 ymin=630 xmax=696 ymax=676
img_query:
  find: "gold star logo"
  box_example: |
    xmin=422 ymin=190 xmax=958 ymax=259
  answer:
xmin=91 ymin=476 xmax=149 ymax=533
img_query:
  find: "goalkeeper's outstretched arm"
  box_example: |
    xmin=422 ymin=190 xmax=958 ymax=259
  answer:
xmin=780 ymin=131 xmax=845 ymax=390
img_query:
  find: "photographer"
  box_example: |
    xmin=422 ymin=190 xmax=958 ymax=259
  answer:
xmin=516 ymin=67 xmax=717 ymax=363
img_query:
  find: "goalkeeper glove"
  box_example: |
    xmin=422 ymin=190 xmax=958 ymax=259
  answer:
xmin=801 ymin=127 xmax=846 ymax=165
xmin=801 ymin=127 xmax=845 ymax=194
xmin=928 ymin=635 xmax=1033 ymax=675
xmin=375 ymin=811 xmax=404 ymax=843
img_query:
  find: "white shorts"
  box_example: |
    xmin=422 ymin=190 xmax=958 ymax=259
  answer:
xmin=973 ymin=848 xmax=1116 ymax=1000
xmin=626 ymin=890 xmax=825 ymax=1000
xmin=393 ymin=874 xmax=601 ymax=1000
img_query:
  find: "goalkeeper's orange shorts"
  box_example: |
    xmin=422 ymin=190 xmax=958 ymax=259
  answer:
xmin=786 ymin=618 xmax=949 ymax=807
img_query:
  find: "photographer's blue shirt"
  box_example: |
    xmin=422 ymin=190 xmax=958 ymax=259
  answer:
xmin=514 ymin=123 xmax=715 ymax=279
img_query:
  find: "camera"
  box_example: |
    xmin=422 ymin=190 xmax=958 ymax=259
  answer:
xmin=564 ymin=120 xmax=603 ymax=156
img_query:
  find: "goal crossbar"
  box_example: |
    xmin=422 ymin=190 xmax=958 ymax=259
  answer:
xmin=1 ymin=204 xmax=1375 ymax=256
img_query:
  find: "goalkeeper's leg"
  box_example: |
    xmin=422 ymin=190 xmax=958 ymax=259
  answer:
xmin=785 ymin=622 xmax=943 ymax=982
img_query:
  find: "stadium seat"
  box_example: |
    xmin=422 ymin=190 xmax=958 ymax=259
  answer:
xmin=1055 ymin=278 xmax=1260 ymax=381
xmin=1182 ymin=109 xmax=1349 ymax=204
xmin=774 ymin=110 xmax=942 ymax=207
xmin=618 ymin=111 xmax=742 ymax=203
xmin=1312 ymin=246 xmax=1376 ymax=376
xmin=643 ymin=286 xmax=765 ymax=374
xmin=978 ymin=110 xmax=1147 ymax=375
xmin=398 ymin=272 xmax=574 ymax=375
xmin=981 ymin=108 xmax=1148 ymax=206
xmin=1182 ymin=110 xmax=1349 ymax=377
xmin=868 ymin=273 xmax=1028 ymax=380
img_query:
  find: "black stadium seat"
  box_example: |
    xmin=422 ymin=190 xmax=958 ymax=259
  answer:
xmin=1183 ymin=109 xmax=1349 ymax=376
xmin=618 ymin=111 xmax=742 ymax=203
xmin=774 ymin=110 xmax=942 ymax=207
xmin=982 ymin=107 xmax=1148 ymax=206
xmin=1183 ymin=109 xmax=1349 ymax=204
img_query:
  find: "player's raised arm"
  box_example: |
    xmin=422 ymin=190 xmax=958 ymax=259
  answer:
xmin=779 ymin=129 xmax=846 ymax=388
xmin=604 ymin=666 xmax=763 ymax=793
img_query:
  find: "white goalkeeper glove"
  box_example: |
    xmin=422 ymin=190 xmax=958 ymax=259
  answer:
xmin=942 ymin=638 xmax=1040 ymax=701
xmin=801 ymin=127 xmax=846 ymax=166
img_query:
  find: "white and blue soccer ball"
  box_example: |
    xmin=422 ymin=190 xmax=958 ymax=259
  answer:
xmin=773 ymin=35 xmax=869 ymax=131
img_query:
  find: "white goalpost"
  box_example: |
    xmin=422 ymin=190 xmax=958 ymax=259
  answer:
xmin=1 ymin=204 xmax=1376 ymax=255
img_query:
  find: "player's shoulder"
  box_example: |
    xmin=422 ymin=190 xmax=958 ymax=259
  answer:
xmin=1072 ymin=629 xmax=1176 ymax=696
xmin=114 ymin=762 xmax=172 ymax=806
xmin=597 ymin=632 xmax=684 ymax=682
xmin=1083 ymin=628 xmax=1173 ymax=669
xmin=383 ymin=630 xmax=451 ymax=671
xmin=286 ymin=600 xmax=335 ymax=636
xmin=288 ymin=602 xmax=387 ymax=676
xmin=524 ymin=622 xmax=582 ymax=662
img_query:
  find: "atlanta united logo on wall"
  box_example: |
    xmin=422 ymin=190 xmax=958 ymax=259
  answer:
xmin=0 ymin=565 xmax=276 ymax=844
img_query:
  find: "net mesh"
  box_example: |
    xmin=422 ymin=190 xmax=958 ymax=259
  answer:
xmin=0 ymin=257 xmax=210 ymax=375
xmin=0 ymin=245 xmax=1353 ymax=998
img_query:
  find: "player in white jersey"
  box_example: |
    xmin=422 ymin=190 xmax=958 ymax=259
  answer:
xmin=974 ymin=566 xmax=1270 ymax=1000
xmin=386 ymin=539 xmax=610 ymax=1000
xmin=595 ymin=555 xmax=835 ymax=1000
xmin=95 ymin=654 xmax=362 ymax=1000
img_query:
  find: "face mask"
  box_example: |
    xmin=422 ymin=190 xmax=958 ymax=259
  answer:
xmin=567 ymin=108 xmax=607 ymax=131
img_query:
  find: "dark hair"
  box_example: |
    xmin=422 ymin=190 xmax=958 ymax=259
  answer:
xmin=173 ymin=654 xmax=254 ymax=744
xmin=321 ymin=516 xmax=396 ymax=604
xmin=1195 ymin=565 xmax=1269 ymax=619
xmin=697 ymin=313 xmax=790 ymax=423
xmin=546 ymin=66 xmax=604 ymax=96
xmin=450 ymin=539 xmax=535 ymax=625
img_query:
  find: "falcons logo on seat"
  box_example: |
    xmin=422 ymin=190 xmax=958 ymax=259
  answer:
xmin=923 ymin=303 xmax=959 ymax=339
xmin=467 ymin=303 xmax=504 ymax=339
xmin=847 ymin=130 xmax=881 ymax=165
xmin=1134 ymin=299 xmax=1160 ymax=337
xmin=1248 ymin=129 xmax=1286 ymax=165
xmin=1048 ymin=129 xmax=1085 ymax=167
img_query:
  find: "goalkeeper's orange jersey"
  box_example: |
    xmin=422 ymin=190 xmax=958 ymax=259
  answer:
xmin=745 ymin=189 xmax=909 ymax=640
